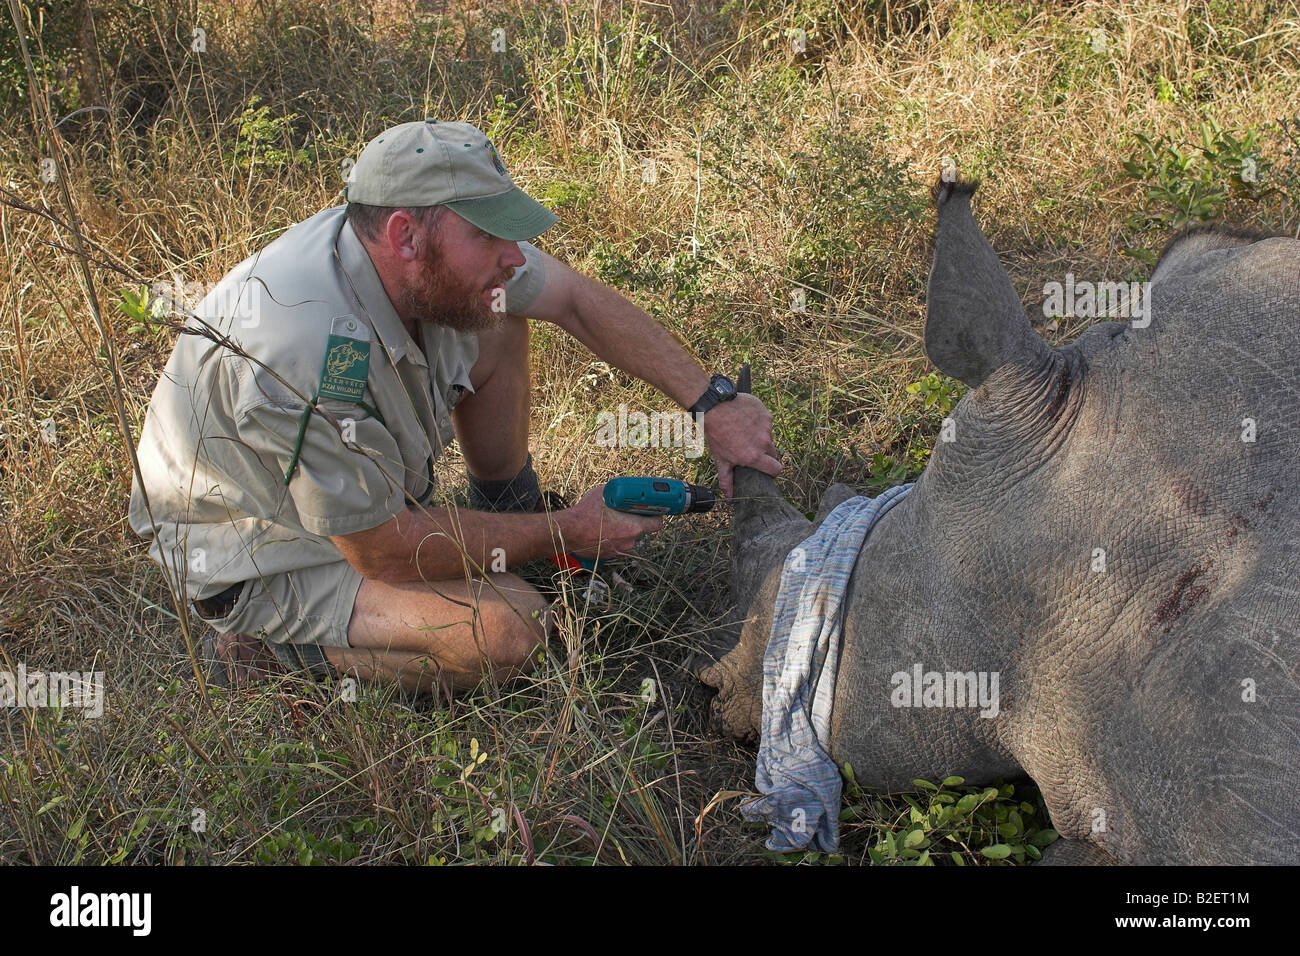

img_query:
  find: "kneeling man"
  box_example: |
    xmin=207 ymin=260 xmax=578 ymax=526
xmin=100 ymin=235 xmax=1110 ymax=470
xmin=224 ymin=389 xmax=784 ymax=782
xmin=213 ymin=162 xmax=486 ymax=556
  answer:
xmin=129 ymin=120 xmax=781 ymax=695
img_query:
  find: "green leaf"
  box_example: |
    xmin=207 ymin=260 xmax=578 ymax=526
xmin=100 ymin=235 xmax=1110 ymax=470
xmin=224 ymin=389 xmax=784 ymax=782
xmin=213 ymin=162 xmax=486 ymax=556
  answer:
xmin=941 ymin=776 xmax=964 ymax=788
xmin=912 ymin=778 xmax=938 ymax=791
xmin=116 ymin=285 xmax=147 ymax=314
xmin=980 ymin=844 xmax=1012 ymax=860
xmin=955 ymin=793 xmax=981 ymax=815
xmin=903 ymin=828 xmax=927 ymax=848
xmin=951 ymin=851 xmax=965 ymax=866
xmin=37 ymin=795 xmax=68 ymax=815
xmin=1029 ymin=828 xmax=1060 ymax=848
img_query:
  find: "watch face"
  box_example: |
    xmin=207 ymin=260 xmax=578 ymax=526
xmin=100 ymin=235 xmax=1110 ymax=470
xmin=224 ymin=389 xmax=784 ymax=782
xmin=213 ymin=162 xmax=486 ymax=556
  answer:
xmin=711 ymin=375 xmax=736 ymax=398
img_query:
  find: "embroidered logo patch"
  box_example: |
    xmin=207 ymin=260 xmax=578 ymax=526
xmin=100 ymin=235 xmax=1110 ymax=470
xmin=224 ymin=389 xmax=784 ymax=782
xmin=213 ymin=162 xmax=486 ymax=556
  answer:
xmin=318 ymin=317 xmax=370 ymax=402
xmin=487 ymin=142 xmax=507 ymax=176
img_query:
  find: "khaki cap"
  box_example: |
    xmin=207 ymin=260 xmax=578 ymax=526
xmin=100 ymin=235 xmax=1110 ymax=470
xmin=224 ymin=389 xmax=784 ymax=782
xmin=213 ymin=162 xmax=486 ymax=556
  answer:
xmin=345 ymin=120 xmax=557 ymax=241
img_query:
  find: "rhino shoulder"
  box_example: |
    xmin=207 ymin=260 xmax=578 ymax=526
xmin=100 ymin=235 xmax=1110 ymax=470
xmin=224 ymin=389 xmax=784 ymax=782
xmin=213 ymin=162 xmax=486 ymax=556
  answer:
xmin=1150 ymin=223 xmax=1287 ymax=286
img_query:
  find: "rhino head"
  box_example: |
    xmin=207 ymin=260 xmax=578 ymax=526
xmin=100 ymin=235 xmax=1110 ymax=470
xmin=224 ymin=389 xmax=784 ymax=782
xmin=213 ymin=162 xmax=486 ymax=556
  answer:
xmin=698 ymin=179 xmax=1300 ymax=865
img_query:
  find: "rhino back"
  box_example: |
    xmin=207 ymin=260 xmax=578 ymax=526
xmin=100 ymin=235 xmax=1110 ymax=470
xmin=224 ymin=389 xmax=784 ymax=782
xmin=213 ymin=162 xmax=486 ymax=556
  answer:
xmin=1079 ymin=237 xmax=1300 ymax=862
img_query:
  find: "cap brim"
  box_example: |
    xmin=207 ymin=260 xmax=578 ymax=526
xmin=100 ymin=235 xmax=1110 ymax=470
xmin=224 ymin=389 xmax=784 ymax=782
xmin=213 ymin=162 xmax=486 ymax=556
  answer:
xmin=444 ymin=187 xmax=557 ymax=241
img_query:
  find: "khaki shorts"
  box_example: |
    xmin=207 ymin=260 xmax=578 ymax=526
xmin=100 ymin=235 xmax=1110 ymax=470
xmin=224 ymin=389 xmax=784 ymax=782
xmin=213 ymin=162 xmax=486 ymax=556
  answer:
xmin=200 ymin=561 xmax=363 ymax=679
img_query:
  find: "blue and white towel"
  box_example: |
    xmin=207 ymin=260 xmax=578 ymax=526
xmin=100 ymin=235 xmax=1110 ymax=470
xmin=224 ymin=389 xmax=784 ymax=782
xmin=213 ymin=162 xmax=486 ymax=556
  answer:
xmin=743 ymin=482 xmax=914 ymax=852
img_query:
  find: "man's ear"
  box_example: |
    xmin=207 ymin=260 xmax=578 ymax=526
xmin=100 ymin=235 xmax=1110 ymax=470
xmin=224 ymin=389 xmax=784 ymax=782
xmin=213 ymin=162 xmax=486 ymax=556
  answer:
xmin=383 ymin=210 xmax=425 ymax=262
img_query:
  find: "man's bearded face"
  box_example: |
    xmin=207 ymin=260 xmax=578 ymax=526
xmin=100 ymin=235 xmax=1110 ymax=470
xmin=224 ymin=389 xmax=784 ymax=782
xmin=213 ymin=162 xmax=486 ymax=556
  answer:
xmin=398 ymin=225 xmax=514 ymax=334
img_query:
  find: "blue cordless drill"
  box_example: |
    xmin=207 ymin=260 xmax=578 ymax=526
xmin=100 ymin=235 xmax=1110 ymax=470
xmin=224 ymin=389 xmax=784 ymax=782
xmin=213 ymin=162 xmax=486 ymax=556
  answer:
xmin=555 ymin=477 xmax=715 ymax=572
xmin=601 ymin=476 xmax=716 ymax=515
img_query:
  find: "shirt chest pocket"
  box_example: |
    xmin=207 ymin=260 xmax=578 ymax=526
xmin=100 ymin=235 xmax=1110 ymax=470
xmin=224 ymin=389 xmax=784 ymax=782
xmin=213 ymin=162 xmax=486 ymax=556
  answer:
xmin=430 ymin=384 xmax=459 ymax=453
xmin=365 ymin=362 xmax=438 ymax=498
xmin=422 ymin=323 xmax=478 ymax=427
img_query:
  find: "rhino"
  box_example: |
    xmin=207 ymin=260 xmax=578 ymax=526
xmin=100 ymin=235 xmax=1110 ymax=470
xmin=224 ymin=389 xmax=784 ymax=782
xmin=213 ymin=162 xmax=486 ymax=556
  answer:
xmin=697 ymin=179 xmax=1300 ymax=865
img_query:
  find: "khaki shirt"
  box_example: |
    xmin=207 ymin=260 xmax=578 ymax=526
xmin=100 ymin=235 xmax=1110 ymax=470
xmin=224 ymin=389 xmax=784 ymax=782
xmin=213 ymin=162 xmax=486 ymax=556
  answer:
xmin=128 ymin=205 xmax=547 ymax=599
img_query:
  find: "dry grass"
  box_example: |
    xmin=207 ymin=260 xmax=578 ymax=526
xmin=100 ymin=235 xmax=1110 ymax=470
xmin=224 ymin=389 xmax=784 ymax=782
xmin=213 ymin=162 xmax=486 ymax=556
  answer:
xmin=1 ymin=0 xmax=1297 ymax=864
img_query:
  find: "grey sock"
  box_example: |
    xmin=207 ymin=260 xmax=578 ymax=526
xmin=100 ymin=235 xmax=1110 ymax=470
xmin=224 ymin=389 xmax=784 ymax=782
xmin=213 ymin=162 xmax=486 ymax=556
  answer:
xmin=467 ymin=452 xmax=541 ymax=512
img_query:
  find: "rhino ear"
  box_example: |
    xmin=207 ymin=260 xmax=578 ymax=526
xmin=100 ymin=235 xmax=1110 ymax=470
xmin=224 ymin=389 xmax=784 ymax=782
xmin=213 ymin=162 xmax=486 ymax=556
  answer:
xmin=924 ymin=179 xmax=1050 ymax=388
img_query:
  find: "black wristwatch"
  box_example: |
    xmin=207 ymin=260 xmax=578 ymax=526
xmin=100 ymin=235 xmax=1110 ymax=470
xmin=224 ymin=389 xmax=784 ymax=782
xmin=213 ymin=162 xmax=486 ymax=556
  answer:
xmin=687 ymin=374 xmax=737 ymax=416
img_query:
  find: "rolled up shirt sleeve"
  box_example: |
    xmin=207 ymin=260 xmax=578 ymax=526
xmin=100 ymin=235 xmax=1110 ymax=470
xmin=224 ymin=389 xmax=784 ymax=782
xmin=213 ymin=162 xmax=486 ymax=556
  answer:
xmin=238 ymin=398 xmax=407 ymax=537
xmin=504 ymin=240 xmax=548 ymax=315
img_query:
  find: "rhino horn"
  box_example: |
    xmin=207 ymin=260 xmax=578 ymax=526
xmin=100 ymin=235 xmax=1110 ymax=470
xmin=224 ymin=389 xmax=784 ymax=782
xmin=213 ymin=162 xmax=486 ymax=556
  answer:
xmin=693 ymin=365 xmax=812 ymax=730
xmin=729 ymin=364 xmax=782 ymax=506
xmin=924 ymin=178 xmax=1051 ymax=388
xmin=729 ymin=364 xmax=813 ymax=617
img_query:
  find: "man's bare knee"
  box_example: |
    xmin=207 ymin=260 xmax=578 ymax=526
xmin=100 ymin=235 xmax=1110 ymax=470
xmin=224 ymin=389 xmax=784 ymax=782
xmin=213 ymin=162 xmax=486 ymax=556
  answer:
xmin=482 ymin=583 xmax=550 ymax=672
xmin=343 ymin=573 xmax=550 ymax=691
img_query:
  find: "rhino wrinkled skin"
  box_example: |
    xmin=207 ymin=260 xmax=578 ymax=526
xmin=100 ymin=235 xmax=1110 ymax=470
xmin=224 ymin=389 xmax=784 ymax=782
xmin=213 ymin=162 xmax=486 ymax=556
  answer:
xmin=699 ymin=179 xmax=1300 ymax=865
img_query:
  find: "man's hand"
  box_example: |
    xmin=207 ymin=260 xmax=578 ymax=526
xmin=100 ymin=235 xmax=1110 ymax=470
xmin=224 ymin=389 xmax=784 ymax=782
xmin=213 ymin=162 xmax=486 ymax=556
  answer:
xmin=702 ymin=393 xmax=783 ymax=499
xmin=556 ymin=484 xmax=663 ymax=559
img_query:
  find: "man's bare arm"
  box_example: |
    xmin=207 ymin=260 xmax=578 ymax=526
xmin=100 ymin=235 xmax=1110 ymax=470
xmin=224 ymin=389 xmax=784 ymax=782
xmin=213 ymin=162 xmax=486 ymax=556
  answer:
xmin=520 ymin=249 xmax=710 ymax=406
xmin=329 ymin=486 xmax=660 ymax=583
xmin=517 ymin=249 xmax=783 ymax=497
